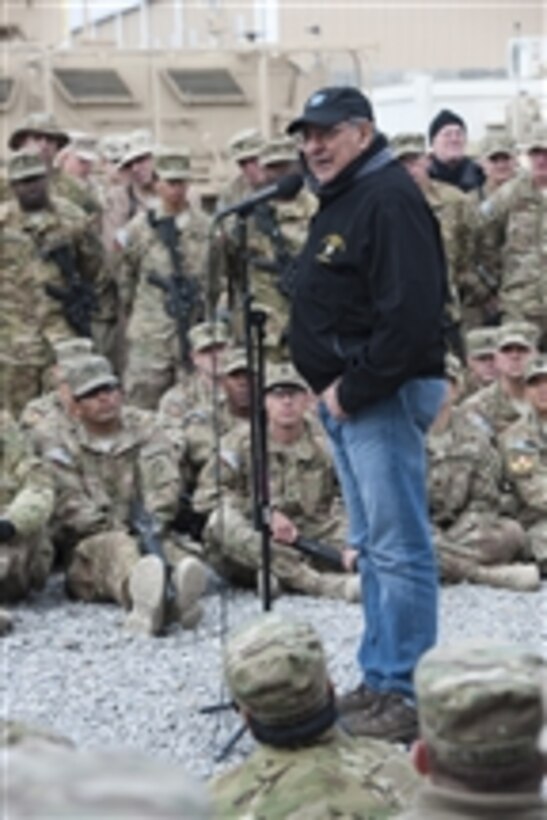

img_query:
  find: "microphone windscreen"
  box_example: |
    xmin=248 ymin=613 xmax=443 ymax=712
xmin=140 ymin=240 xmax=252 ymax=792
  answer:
xmin=277 ymin=173 xmax=304 ymax=199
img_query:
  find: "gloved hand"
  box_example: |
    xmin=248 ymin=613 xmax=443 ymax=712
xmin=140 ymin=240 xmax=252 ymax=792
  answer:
xmin=0 ymin=518 xmax=17 ymax=543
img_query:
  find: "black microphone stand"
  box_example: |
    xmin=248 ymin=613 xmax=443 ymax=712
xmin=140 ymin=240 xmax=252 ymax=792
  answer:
xmin=199 ymin=206 xmax=274 ymax=762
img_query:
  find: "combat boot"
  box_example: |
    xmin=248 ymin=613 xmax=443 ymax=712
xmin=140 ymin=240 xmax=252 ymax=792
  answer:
xmin=468 ymin=562 xmax=540 ymax=592
xmin=125 ymin=555 xmax=166 ymax=636
xmin=173 ymin=557 xmax=207 ymax=629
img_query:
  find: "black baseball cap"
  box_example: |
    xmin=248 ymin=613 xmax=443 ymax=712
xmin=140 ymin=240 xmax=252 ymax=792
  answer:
xmin=287 ymin=86 xmax=374 ymax=135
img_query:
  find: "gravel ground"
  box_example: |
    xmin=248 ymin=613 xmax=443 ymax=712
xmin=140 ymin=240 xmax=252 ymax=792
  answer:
xmin=2 ymin=573 xmax=546 ymax=782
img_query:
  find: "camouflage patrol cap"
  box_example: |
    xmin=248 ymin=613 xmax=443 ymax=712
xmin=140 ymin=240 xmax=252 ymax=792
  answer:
xmin=415 ymin=643 xmax=544 ymax=770
xmin=52 ymin=337 xmax=94 ymax=366
xmin=8 ymin=112 xmax=69 ymax=151
xmin=528 ymin=121 xmax=547 ymax=152
xmin=188 ymin=321 xmax=229 ymax=352
xmin=265 ymin=362 xmax=308 ymax=392
xmin=390 ymin=132 xmax=426 ymax=159
xmin=155 ymin=146 xmax=192 ymax=181
xmin=465 ymin=327 xmax=497 ymax=358
xmin=66 ymin=355 xmax=119 ymax=399
xmin=228 ymin=128 xmax=264 ymax=163
xmin=222 ymin=347 xmax=249 ymax=375
xmin=479 ymin=132 xmax=516 ymax=158
xmin=496 ymin=321 xmax=539 ymax=351
xmin=7 ymin=149 xmax=47 ymax=182
xmin=224 ymin=614 xmax=329 ymax=726
xmin=259 ymin=136 xmax=299 ymax=167
xmin=524 ymin=355 xmax=547 ymax=383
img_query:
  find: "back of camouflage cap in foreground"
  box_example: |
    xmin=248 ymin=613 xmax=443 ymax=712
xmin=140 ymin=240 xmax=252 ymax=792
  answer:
xmin=415 ymin=642 xmax=544 ymax=770
xmin=224 ymin=613 xmax=329 ymax=726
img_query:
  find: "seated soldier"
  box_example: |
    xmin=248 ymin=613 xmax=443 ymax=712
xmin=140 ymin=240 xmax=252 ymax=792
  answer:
xmin=501 ymin=354 xmax=547 ymax=576
xmin=428 ymin=355 xmax=538 ymax=591
xmin=44 ymin=354 xmax=207 ymax=635
xmin=399 ymin=642 xmax=546 ymax=819
xmin=0 ymin=410 xmax=54 ymax=613
xmin=194 ymin=362 xmax=359 ymax=601
xmin=20 ymin=336 xmax=94 ymax=454
xmin=462 ymin=326 xmax=498 ymax=399
xmin=212 ymin=613 xmax=419 ymax=817
xmin=159 ymin=335 xmax=249 ymax=494
xmin=3 ymin=718 xmax=211 ymax=819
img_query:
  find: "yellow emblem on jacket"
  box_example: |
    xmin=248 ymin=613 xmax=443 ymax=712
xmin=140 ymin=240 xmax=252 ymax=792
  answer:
xmin=316 ymin=233 xmax=346 ymax=264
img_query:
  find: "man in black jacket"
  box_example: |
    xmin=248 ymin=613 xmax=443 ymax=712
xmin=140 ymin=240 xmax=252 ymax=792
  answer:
xmin=287 ymin=87 xmax=447 ymax=743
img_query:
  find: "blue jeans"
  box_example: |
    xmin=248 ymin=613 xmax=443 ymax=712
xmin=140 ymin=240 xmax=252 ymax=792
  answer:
xmin=319 ymin=377 xmax=446 ymax=699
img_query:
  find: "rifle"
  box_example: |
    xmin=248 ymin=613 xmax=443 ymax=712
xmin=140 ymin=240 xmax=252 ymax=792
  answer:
xmin=146 ymin=212 xmax=202 ymax=370
xmin=129 ymin=498 xmax=176 ymax=602
xmin=42 ymin=243 xmax=96 ymax=337
xmin=292 ymin=536 xmax=345 ymax=571
xmin=172 ymin=493 xmax=207 ymax=541
xmin=252 ymin=203 xmax=299 ymax=299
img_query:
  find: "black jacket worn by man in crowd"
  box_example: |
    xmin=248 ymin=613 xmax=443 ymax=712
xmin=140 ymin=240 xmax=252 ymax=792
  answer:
xmin=289 ymin=132 xmax=447 ymax=414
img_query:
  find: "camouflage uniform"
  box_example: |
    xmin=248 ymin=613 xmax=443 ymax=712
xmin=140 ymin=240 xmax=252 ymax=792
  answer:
xmin=0 ymin=411 xmax=54 ymax=603
xmin=398 ymin=643 xmax=546 ymax=820
xmin=461 ymin=326 xmax=498 ymax=400
xmin=213 ymin=614 xmax=419 ymax=818
xmin=120 ymin=150 xmax=215 ymax=409
xmin=4 ymin=739 xmax=211 ymax=818
xmin=194 ymin=366 xmax=354 ymax=599
xmin=428 ymin=406 xmax=528 ymax=584
xmin=216 ymin=127 xmax=264 ymax=213
xmin=475 ymin=127 xmax=547 ymax=339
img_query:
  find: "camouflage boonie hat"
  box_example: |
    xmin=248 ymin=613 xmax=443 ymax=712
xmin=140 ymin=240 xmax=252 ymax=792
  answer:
xmin=7 ymin=149 xmax=47 ymax=182
xmin=259 ymin=136 xmax=299 ymax=167
xmin=479 ymin=132 xmax=516 ymax=158
xmin=53 ymin=337 xmax=94 ymax=366
xmin=188 ymin=321 xmax=229 ymax=352
xmin=528 ymin=121 xmax=547 ymax=152
xmin=222 ymin=347 xmax=249 ymax=375
xmin=66 ymin=355 xmax=119 ymax=399
xmin=415 ymin=642 xmax=544 ymax=770
xmin=119 ymin=131 xmax=154 ymax=168
xmin=465 ymin=327 xmax=497 ymax=357
xmin=155 ymin=146 xmax=192 ymax=181
xmin=496 ymin=321 xmax=538 ymax=351
xmin=265 ymin=362 xmax=308 ymax=392
xmin=224 ymin=614 xmax=329 ymax=726
xmin=390 ymin=132 xmax=426 ymax=159
xmin=228 ymin=128 xmax=264 ymax=163
xmin=525 ymin=355 xmax=547 ymax=383
xmin=8 ymin=112 xmax=69 ymax=151
xmin=68 ymin=131 xmax=98 ymax=163
xmin=98 ymin=133 xmax=128 ymax=164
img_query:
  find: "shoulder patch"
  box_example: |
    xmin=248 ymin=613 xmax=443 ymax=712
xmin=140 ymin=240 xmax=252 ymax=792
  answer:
xmin=505 ymin=439 xmax=538 ymax=477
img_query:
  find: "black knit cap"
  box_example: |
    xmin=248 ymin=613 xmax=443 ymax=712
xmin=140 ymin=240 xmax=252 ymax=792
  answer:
xmin=428 ymin=109 xmax=466 ymax=143
xmin=287 ymin=86 xmax=374 ymax=134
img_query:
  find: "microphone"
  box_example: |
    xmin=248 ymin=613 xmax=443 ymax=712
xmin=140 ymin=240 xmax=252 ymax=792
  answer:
xmin=215 ymin=173 xmax=304 ymax=221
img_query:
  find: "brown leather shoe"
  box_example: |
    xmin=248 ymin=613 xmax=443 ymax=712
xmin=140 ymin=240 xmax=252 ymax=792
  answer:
xmin=341 ymin=691 xmax=418 ymax=744
xmin=336 ymin=682 xmax=381 ymax=716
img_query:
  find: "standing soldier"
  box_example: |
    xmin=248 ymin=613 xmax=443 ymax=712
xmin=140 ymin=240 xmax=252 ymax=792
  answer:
xmin=120 ymin=147 xmax=217 ymax=409
xmin=44 ymin=355 xmax=207 ymax=635
xmin=392 ymin=133 xmax=474 ymax=336
xmin=0 ymin=151 xmax=103 ymax=414
xmin=0 ymin=410 xmax=54 ymax=605
xmin=217 ymin=127 xmax=265 ymax=213
xmin=473 ymin=132 xmax=518 ymax=202
xmin=462 ymin=326 xmax=499 ymax=398
xmin=476 ymin=122 xmax=547 ymax=342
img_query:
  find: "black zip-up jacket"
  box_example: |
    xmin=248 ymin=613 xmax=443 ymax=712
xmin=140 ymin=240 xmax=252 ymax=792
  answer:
xmin=289 ymin=134 xmax=447 ymax=415
xmin=428 ymin=154 xmax=486 ymax=194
